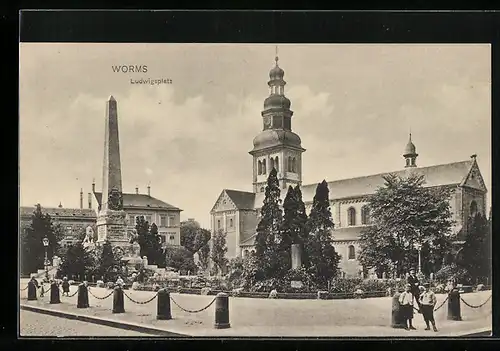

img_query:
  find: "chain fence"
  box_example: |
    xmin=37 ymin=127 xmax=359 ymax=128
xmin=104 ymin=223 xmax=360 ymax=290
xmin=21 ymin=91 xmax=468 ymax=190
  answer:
xmin=170 ymin=295 xmax=217 ymax=313
xmin=20 ymin=285 xmax=29 ymax=291
xmin=123 ymin=290 xmax=159 ymax=305
xmin=460 ymin=294 xmax=492 ymax=309
xmin=433 ymin=295 xmax=449 ymax=312
xmin=87 ymin=287 xmax=114 ymax=300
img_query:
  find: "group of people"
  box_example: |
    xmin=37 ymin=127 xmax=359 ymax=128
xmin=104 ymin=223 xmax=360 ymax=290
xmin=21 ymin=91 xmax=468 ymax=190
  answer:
xmin=398 ymin=268 xmax=438 ymax=332
xmin=29 ymin=276 xmax=72 ymax=297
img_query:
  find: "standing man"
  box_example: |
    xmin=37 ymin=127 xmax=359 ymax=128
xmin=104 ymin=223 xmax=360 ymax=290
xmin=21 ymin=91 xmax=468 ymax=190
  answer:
xmin=419 ymin=282 xmax=438 ymax=332
xmin=399 ymin=283 xmax=416 ymax=330
xmin=407 ymin=268 xmax=421 ymax=311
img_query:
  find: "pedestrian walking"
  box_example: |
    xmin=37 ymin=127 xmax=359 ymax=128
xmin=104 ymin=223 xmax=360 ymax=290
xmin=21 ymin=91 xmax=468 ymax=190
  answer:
xmin=419 ymin=283 xmax=438 ymax=332
xmin=61 ymin=277 xmax=70 ymax=296
xmin=399 ymin=283 xmax=416 ymax=330
xmin=407 ymin=268 xmax=421 ymax=311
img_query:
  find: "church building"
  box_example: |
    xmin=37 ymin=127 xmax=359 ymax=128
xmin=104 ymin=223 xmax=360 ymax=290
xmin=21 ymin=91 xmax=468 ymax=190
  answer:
xmin=210 ymin=55 xmax=488 ymax=277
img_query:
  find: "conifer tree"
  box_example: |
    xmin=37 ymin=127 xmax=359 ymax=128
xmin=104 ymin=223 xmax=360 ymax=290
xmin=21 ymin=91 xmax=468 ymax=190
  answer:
xmin=460 ymin=212 xmax=490 ymax=282
xmin=149 ymin=223 xmax=164 ymax=266
xmin=255 ymin=167 xmax=283 ymax=279
xmin=133 ymin=215 xmax=150 ymax=258
xmin=305 ymin=180 xmax=340 ymax=288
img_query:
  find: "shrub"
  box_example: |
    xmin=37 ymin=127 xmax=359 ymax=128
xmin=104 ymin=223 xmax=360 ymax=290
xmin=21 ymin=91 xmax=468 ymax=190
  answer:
xmin=435 ymin=264 xmax=471 ymax=285
xmin=330 ymin=278 xmax=362 ymax=293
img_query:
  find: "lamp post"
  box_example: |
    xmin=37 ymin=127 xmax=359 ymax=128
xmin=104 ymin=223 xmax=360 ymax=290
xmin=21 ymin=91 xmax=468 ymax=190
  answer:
xmin=42 ymin=237 xmax=50 ymax=278
xmin=414 ymin=242 xmax=422 ymax=274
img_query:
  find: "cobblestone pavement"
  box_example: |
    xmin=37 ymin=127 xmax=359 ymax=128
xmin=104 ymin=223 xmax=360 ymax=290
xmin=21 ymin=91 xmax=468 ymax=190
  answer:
xmin=20 ymin=310 xmax=151 ymax=337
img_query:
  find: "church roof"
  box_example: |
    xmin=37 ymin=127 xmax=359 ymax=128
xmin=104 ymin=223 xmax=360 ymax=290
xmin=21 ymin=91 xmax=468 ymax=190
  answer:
xmin=254 ymin=159 xmax=475 ymax=207
xmin=240 ymin=233 xmax=257 ymax=246
xmin=93 ymin=192 xmax=182 ymax=211
xmin=224 ymin=190 xmax=256 ymax=210
xmin=19 ymin=206 xmax=97 ymax=219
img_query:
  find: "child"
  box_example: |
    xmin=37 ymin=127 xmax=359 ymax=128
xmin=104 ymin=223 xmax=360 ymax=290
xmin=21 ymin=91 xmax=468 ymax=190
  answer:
xmin=399 ymin=283 xmax=416 ymax=330
xmin=419 ymin=282 xmax=438 ymax=332
xmin=61 ymin=277 xmax=70 ymax=297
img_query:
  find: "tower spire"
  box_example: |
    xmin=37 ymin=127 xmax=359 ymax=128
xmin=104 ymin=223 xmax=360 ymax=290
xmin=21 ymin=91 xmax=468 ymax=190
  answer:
xmin=275 ymin=45 xmax=279 ymax=65
xmin=403 ymin=133 xmax=418 ymax=168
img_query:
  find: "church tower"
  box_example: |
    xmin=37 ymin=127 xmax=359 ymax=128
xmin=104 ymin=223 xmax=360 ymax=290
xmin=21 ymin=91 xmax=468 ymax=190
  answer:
xmin=249 ymin=51 xmax=306 ymax=193
xmin=403 ymin=133 xmax=418 ymax=168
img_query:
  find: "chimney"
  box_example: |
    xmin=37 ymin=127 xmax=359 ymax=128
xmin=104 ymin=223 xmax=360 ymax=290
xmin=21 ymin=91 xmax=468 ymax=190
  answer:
xmin=88 ymin=193 xmax=92 ymax=209
xmin=92 ymin=178 xmax=96 ymax=193
xmin=80 ymin=188 xmax=83 ymax=209
xmin=147 ymin=184 xmax=151 ymax=196
xmin=135 ymin=186 xmax=139 ymax=194
xmin=470 ymin=154 xmax=477 ymax=160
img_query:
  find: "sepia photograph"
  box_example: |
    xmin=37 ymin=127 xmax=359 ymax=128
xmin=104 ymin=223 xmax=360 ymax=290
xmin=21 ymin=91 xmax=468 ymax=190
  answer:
xmin=19 ymin=42 xmax=492 ymax=337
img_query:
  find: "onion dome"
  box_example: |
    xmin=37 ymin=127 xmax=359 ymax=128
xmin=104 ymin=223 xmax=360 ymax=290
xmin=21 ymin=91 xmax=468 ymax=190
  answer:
xmin=403 ymin=134 xmax=417 ymax=156
xmin=252 ymin=129 xmax=302 ymax=152
xmin=263 ymin=94 xmax=291 ymax=110
xmin=269 ymin=58 xmax=285 ymax=80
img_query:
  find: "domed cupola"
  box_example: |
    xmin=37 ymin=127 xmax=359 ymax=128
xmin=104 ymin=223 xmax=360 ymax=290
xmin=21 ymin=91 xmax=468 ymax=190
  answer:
xmin=264 ymin=94 xmax=291 ymax=110
xmin=403 ymin=133 xmax=418 ymax=168
xmin=269 ymin=60 xmax=285 ymax=80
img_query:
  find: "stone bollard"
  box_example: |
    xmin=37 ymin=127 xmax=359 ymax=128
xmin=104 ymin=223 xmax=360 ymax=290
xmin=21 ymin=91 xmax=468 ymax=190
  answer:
xmin=50 ymin=282 xmax=61 ymax=304
xmin=157 ymin=289 xmax=172 ymax=320
xmin=112 ymin=286 xmax=125 ymax=313
xmin=27 ymin=280 xmax=37 ymax=301
xmin=77 ymin=283 xmax=89 ymax=308
xmin=214 ymin=292 xmax=230 ymax=329
xmin=391 ymin=292 xmax=405 ymax=328
xmin=447 ymin=288 xmax=462 ymax=321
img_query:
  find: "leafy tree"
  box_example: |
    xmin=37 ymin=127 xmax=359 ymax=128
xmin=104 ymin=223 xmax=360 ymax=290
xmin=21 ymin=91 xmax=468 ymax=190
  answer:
xmin=21 ymin=204 xmax=65 ymax=275
xmin=194 ymin=228 xmax=211 ymax=271
xmin=58 ymin=240 xmax=98 ymax=280
xmin=281 ymin=185 xmax=309 ymax=268
xmin=132 ymin=216 xmax=150 ymax=258
xmin=358 ymin=173 xmax=454 ymax=278
xmin=164 ymin=246 xmax=197 ymax=274
xmin=459 ymin=212 xmax=491 ymax=283
xmin=255 ymin=167 xmax=284 ymax=279
xmin=148 ymin=223 xmax=164 ymax=267
xmin=180 ymin=219 xmax=201 ymax=254
xmin=305 ymin=180 xmax=341 ymax=288
xmin=210 ymin=229 xmax=228 ymax=275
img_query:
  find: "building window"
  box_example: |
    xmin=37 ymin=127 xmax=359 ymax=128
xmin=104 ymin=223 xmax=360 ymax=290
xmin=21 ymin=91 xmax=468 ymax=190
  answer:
xmin=169 ymin=216 xmax=175 ymax=226
xmin=160 ymin=235 xmax=166 ymax=243
xmin=348 ymin=245 xmax=355 ymax=260
xmin=470 ymin=200 xmax=478 ymax=217
xmin=347 ymin=207 xmax=356 ymax=226
xmin=217 ymin=219 xmax=221 ymax=229
xmin=262 ymin=159 xmax=267 ymax=174
xmin=292 ymin=157 xmax=297 ymax=173
xmin=287 ymin=156 xmax=292 ymax=172
xmin=229 ymin=218 xmax=233 ymax=228
xmin=275 ymin=156 xmax=279 ymax=172
xmin=145 ymin=215 xmax=152 ymax=224
xmin=260 ymin=187 xmax=264 ymax=192
xmin=361 ymin=206 xmax=371 ymax=225
xmin=243 ymin=249 xmax=249 ymax=258
xmin=66 ymin=226 xmax=72 ymax=235
xmin=270 ymin=157 xmax=275 ymax=170
xmin=258 ymin=160 xmax=262 ymax=175
xmin=160 ymin=215 xmax=167 ymax=227
xmin=128 ymin=216 xmax=135 ymax=226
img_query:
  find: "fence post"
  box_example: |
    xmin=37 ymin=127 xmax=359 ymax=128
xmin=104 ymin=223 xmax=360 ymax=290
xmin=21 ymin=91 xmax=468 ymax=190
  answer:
xmin=214 ymin=292 xmax=230 ymax=329
xmin=157 ymin=289 xmax=172 ymax=320
xmin=77 ymin=283 xmax=89 ymax=308
xmin=50 ymin=281 xmax=61 ymax=304
xmin=447 ymin=288 xmax=462 ymax=321
xmin=27 ymin=280 xmax=37 ymax=301
xmin=112 ymin=286 xmax=125 ymax=313
xmin=391 ymin=292 xmax=405 ymax=328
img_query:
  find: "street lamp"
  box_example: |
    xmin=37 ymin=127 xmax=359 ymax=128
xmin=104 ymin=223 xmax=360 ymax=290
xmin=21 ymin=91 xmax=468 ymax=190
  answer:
xmin=414 ymin=242 xmax=422 ymax=274
xmin=42 ymin=237 xmax=50 ymax=278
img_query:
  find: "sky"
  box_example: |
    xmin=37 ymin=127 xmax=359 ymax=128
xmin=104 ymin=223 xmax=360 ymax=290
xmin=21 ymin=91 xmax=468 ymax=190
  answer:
xmin=19 ymin=43 xmax=491 ymax=229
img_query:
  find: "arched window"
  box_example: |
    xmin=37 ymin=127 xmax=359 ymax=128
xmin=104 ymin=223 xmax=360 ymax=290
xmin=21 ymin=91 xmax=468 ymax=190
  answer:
xmin=292 ymin=157 xmax=296 ymax=172
xmin=287 ymin=156 xmax=292 ymax=172
xmin=260 ymin=187 xmax=264 ymax=192
xmin=275 ymin=156 xmax=279 ymax=172
xmin=258 ymin=160 xmax=262 ymax=175
xmin=361 ymin=206 xmax=371 ymax=225
xmin=262 ymin=159 xmax=267 ymax=174
xmin=229 ymin=218 xmax=233 ymax=227
xmin=348 ymin=245 xmax=355 ymax=260
xmin=217 ymin=219 xmax=221 ymax=229
xmin=347 ymin=207 xmax=356 ymax=226
xmin=243 ymin=249 xmax=249 ymax=258
xmin=251 ymin=250 xmax=256 ymax=254
xmin=270 ymin=157 xmax=275 ymax=170
xmin=470 ymin=200 xmax=478 ymax=217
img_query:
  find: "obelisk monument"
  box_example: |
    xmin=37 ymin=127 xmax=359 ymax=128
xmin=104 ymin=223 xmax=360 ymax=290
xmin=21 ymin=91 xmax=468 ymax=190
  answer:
xmin=96 ymin=96 xmax=135 ymax=253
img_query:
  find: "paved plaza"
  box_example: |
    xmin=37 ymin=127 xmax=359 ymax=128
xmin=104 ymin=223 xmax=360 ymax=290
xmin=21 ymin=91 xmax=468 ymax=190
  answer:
xmin=19 ymin=282 xmax=492 ymax=337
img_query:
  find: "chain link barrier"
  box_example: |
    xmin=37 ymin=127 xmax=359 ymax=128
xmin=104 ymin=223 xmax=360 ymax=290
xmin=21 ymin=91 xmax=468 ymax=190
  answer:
xmin=170 ymin=295 xmax=217 ymax=313
xmin=433 ymin=295 xmax=449 ymax=312
xmin=88 ymin=287 xmax=114 ymax=300
xmin=460 ymin=294 xmax=492 ymax=309
xmin=123 ymin=290 xmax=159 ymax=305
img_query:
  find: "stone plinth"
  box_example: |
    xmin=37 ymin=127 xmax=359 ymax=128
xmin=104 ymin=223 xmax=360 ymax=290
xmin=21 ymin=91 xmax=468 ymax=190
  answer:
xmin=291 ymin=244 xmax=302 ymax=270
xmin=96 ymin=209 xmax=128 ymax=243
